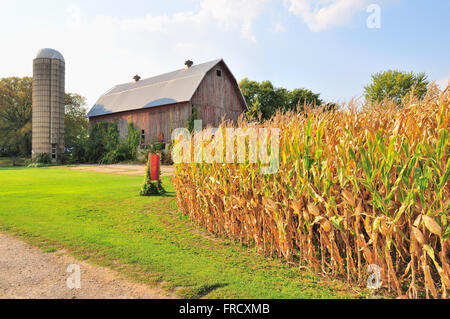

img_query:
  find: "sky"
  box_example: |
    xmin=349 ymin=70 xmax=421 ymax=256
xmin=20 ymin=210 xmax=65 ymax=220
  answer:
xmin=0 ymin=0 xmax=449 ymax=109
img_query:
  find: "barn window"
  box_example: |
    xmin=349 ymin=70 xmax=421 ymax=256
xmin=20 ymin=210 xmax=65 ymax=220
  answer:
xmin=140 ymin=130 xmax=145 ymax=144
xmin=216 ymin=70 xmax=222 ymax=77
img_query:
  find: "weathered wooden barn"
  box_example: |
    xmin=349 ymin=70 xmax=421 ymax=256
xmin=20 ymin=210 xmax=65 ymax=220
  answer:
xmin=87 ymin=59 xmax=248 ymax=145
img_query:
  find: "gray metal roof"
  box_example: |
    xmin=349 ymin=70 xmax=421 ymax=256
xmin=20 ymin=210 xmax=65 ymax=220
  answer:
xmin=35 ymin=48 xmax=65 ymax=62
xmin=87 ymin=58 xmax=225 ymax=118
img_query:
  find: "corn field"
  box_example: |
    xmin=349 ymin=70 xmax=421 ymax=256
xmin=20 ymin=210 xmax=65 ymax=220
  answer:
xmin=173 ymin=87 xmax=450 ymax=298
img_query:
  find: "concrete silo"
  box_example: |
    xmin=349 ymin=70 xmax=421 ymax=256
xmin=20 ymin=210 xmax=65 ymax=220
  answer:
xmin=32 ymin=48 xmax=65 ymax=163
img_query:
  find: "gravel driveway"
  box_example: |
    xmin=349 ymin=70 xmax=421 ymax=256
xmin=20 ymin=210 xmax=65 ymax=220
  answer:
xmin=0 ymin=233 xmax=173 ymax=299
xmin=68 ymin=164 xmax=174 ymax=176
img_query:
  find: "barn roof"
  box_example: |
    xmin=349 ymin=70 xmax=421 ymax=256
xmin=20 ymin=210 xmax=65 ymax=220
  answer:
xmin=87 ymin=58 xmax=238 ymax=118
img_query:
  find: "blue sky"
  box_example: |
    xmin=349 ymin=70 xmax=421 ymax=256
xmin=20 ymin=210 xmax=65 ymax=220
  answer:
xmin=0 ymin=0 xmax=449 ymax=108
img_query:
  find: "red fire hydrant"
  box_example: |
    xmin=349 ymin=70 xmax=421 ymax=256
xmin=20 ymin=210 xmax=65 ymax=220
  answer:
xmin=150 ymin=154 xmax=160 ymax=181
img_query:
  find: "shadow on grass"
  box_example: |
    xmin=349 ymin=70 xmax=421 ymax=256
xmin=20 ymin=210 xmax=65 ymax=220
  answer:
xmin=161 ymin=192 xmax=176 ymax=198
xmin=140 ymin=191 xmax=176 ymax=198
xmin=0 ymin=167 xmax=27 ymax=171
xmin=179 ymin=283 xmax=229 ymax=299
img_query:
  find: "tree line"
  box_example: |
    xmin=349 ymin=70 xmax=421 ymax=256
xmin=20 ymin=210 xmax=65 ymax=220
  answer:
xmin=240 ymin=70 xmax=430 ymax=122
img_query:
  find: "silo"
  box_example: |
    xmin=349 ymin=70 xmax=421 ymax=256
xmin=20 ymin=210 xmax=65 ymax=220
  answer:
xmin=32 ymin=48 xmax=65 ymax=163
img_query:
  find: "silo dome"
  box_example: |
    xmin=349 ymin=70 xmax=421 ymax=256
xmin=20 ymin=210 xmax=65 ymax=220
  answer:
xmin=35 ymin=48 xmax=65 ymax=62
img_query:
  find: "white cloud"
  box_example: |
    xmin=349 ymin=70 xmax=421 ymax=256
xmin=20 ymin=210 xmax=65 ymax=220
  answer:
xmin=67 ymin=4 xmax=82 ymax=29
xmin=284 ymin=0 xmax=371 ymax=32
xmin=272 ymin=22 xmax=287 ymax=33
xmin=58 ymin=1 xmax=267 ymax=107
xmin=0 ymin=1 xmax=267 ymax=108
xmin=200 ymin=0 xmax=267 ymax=42
xmin=118 ymin=0 xmax=266 ymax=43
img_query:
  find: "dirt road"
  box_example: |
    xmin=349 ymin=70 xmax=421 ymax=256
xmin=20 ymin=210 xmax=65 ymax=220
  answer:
xmin=0 ymin=233 xmax=173 ymax=299
xmin=68 ymin=164 xmax=174 ymax=176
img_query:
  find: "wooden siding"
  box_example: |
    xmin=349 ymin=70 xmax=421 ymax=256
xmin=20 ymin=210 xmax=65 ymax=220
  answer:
xmin=190 ymin=61 xmax=247 ymax=127
xmin=90 ymin=102 xmax=191 ymax=144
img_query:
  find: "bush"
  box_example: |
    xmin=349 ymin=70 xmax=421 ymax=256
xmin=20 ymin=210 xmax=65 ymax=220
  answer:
xmin=28 ymin=153 xmax=51 ymax=167
xmin=161 ymin=150 xmax=173 ymax=165
xmin=70 ymin=121 xmax=140 ymax=164
xmin=187 ymin=106 xmax=198 ymax=132
xmin=34 ymin=153 xmax=51 ymax=164
xmin=100 ymin=143 xmax=131 ymax=164
xmin=86 ymin=122 xmax=120 ymax=163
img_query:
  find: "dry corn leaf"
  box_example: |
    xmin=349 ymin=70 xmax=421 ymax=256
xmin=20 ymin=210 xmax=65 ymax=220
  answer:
xmin=292 ymin=201 xmax=302 ymax=215
xmin=412 ymin=227 xmax=425 ymax=246
xmin=355 ymin=201 xmax=363 ymax=216
xmin=423 ymin=215 xmax=442 ymax=237
xmin=342 ymin=190 xmax=356 ymax=207
xmin=321 ymin=219 xmax=332 ymax=233
xmin=307 ymin=203 xmax=320 ymax=216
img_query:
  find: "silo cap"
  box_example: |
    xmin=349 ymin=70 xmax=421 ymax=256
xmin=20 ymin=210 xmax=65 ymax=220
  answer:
xmin=35 ymin=48 xmax=65 ymax=62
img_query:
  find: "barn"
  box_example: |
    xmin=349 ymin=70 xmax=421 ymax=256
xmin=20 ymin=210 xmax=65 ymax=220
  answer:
xmin=87 ymin=59 xmax=248 ymax=146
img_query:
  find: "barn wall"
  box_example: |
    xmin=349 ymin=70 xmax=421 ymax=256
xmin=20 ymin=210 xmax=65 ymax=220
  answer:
xmin=191 ymin=61 xmax=246 ymax=128
xmin=89 ymin=102 xmax=191 ymax=144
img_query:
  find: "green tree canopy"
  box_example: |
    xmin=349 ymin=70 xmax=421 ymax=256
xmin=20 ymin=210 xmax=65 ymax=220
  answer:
xmin=239 ymin=78 xmax=322 ymax=121
xmin=286 ymin=88 xmax=322 ymax=112
xmin=0 ymin=77 xmax=32 ymax=164
xmin=65 ymin=93 xmax=89 ymax=149
xmin=364 ymin=70 xmax=429 ymax=104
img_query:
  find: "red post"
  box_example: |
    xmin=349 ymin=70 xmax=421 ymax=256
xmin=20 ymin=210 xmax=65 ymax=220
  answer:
xmin=150 ymin=154 xmax=160 ymax=181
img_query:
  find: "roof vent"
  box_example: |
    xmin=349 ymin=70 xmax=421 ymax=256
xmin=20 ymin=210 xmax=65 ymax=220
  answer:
xmin=184 ymin=60 xmax=194 ymax=69
xmin=133 ymin=75 xmax=141 ymax=83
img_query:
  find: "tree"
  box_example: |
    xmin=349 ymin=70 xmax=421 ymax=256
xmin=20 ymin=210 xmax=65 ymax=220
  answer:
xmin=286 ymin=88 xmax=322 ymax=112
xmin=65 ymin=93 xmax=89 ymax=149
xmin=239 ymin=78 xmax=322 ymax=121
xmin=239 ymin=78 xmax=260 ymax=108
xmin=365 ymin=70 xmax=429 ymax=104
xmin=0 ymin=77 xmax=32 ymax=165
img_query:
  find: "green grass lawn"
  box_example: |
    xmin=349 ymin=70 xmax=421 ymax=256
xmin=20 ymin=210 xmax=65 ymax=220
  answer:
xmin=0 ymin=167 xmax=366 ymax=299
